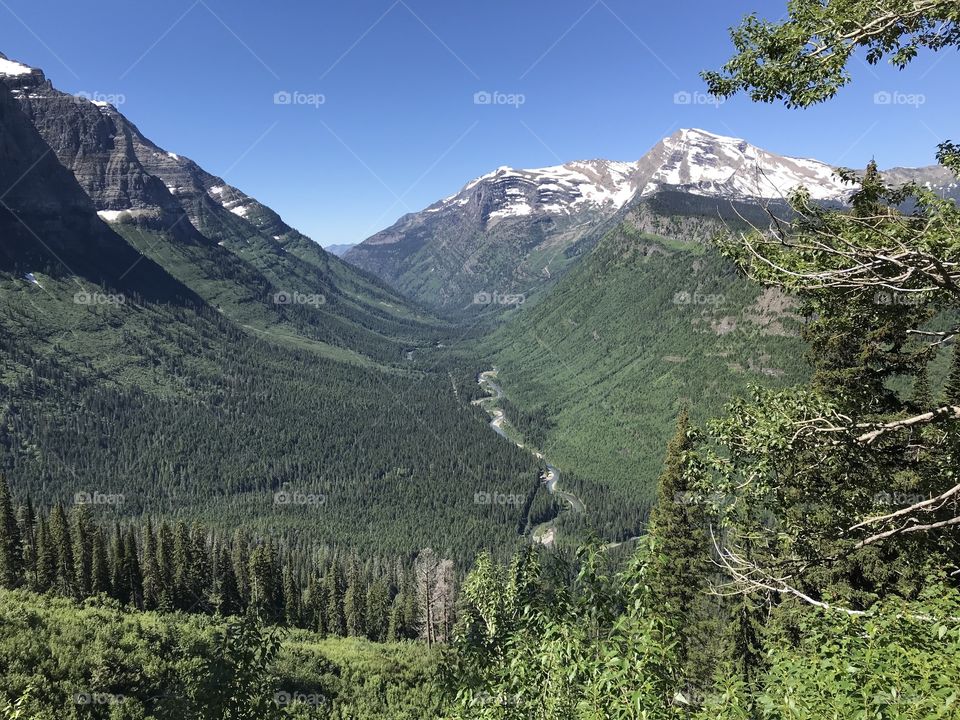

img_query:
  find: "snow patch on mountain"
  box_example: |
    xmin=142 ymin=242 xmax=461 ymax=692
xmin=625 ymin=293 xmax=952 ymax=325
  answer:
xmin=641 ymin=128 xmax=851 ymax=201
xmin=0 ymin=57 xmax=33 ymax=76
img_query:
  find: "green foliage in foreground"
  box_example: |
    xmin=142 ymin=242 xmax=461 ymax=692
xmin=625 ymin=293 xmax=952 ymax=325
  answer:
xmin=450 ymin=544 xmax=960 ymax=720
xmin=0 ymin=589 xmax=446 ymax=719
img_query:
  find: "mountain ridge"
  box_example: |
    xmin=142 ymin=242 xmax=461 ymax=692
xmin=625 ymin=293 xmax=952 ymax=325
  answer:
xmin=345 ymin=127 xmax=957 ymax=308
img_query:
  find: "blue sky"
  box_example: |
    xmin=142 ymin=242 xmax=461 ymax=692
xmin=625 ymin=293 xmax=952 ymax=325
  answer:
xmin=2 ymin=0 xmax=957 ymax=246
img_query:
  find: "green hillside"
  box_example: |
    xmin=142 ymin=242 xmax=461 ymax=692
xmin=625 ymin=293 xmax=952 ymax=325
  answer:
xmin=489 ymin=201 xmax=810 ymax=539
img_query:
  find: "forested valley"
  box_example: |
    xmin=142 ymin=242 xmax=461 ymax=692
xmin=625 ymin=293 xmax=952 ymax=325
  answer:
xmin=2 ymin=0 xmax=960 ymax=717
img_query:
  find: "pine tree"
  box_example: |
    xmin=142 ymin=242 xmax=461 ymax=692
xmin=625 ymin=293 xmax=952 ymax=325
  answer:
xmin=231 ymin=529 xmax=251 ymax=608
xmin=110 ymin=524 xmax=128 ymax=604
xmin=90 ymin=527 xmax=111 ymax=596
xmin=17 ymin=498 xmax=35 ymax=589
xmin=71 ymin=504 xmax=93 ymax=598
xmin=48 ymin=503 xmax=73 ymax=597
xmin=387 ymin=594 xmax=403 ymax=642
xmin=946 ymin=342 xmax=960 ymax=404
xmin=325 ymin=569 xmax=345 ymax=636
xmin=911 ymin=366 xmax=932 ymax=410
xmin=172 ymin=521 xmax=194 ymax=610
xmin=141 ymin=519 xmax=162 ymax=610
xmin=215 ymin=544 xmax=241 ymax=616
xmin=344 ymin=558 xmax=365 ymax=637
xmin=283 ymin=567 xmax=300 ymax=627
xmin=248 ymin=543 xmax=278 ymax=621
xmin=365 ymin=579 xmax=390 ymax=642
xmin=0 ymin=477 xmax=23 ymax=589
xmin=156 ymin=521 xmax=175 ymax=610
xmin=122 ymin=526 xmax=143 ymax=609
xmin=305 ymin=576 xmax=327 ymax=634
xmin=190 ymin=525 xmax=210 ymax=613
xmin=33 ymin=515 xmax=54 ymax=593
xmin=646 ymin=410 xmax=715 ymax=699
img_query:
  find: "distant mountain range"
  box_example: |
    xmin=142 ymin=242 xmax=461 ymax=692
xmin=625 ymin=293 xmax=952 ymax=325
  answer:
xmin=346 ymin=128 xmax=958 ymax=309
xmin=325 ymin=243 xmax=357 ymax=257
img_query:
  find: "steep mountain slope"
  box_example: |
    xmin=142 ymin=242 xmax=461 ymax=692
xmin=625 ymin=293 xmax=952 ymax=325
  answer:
xmin=484 ymin=197 xmax=811 ymax=540
xmin=0 ymin=53 xmax=437 ymax=365
xmin=346 ymin=158 xmax=645 ymax=308
xmin=0 ymin=55 xmax=541 ymax=561
xmin=347 ymin=128 xmax=957 ymax=310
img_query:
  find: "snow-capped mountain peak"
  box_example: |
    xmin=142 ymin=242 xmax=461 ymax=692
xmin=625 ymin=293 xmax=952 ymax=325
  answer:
xmin=639 ymin=128 xmax=851 ymax=201
xmin=423 ymin=128 xmax=860 ymax=225
xmin=431 ymin=158 xmax=644 ymax=222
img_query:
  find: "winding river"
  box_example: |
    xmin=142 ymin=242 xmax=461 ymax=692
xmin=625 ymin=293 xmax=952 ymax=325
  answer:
xmin=474 ymin=369 xmax=585 ymax=546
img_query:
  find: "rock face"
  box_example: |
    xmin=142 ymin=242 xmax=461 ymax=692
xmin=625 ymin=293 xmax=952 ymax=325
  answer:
xmin=347 ymin=127 xmax=957 ymax=309
xmin=0 ymin=70 xmax=194 ymax=303
xmin=0 ymin=51 xmax=436 ymax=360
xmin=1 ymin=55 xmax=304 ymax=252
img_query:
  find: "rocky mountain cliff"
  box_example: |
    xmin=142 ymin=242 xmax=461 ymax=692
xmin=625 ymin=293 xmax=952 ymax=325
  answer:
xmin=0 ymin=52 xmax=439 ymax=362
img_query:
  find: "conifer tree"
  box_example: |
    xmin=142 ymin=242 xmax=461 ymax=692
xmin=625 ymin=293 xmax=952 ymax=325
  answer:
xmin=305 ymin=577 xmax=326 ymax=634
xmin=325 ymin=569 xmax=345 ymax=636
xmin=215 ymin=544 xmax=241 ymax=616
xmin=0 ymin=476 xmax=23 ymax=589
xmin=283 ymin=567 xmax=300 ymax=627
xmin=90 ymin=527 xmax=111 ymax=596
xmin=156 ymin=521 xmax=175 ymax=610
xmin=190 ymin=524 xmax=210 ymax=613
xmin=33 ymin=515 xmax=54 ymax=593
xmin=17 ymin=498 xmax=35 ymax=589
xmin=946 ymin=342 xmax=960 ymax=404
xmin=231 ymin=529 xmax=251 ymax=607
xmin=365 ymin=579 xmax=390 ymax=642
xmin=646 ymin=410 xmax=715 ymax=698
xmin=911 ymin=366 xmax=933 ymax=410
xmin=123 ymin=526 xmax=143 ymax=609
xmin=344 ymin=558 xmax=365 ymax=637
xmin=173 ymin=521 xmax=194 ymax=610
xmin=387 ymin=594 xmax=403 ymax=642
xmin=248 ymin=543 xmax=278 ymax=621
xmin=110 ymin=524 xmax=128 ymax=604
xmin=141 ymin=519 xmax=162 ymax=610
xmin=71 ymin=504 xmax=94 ymax=597
xmin=48 ymin=503 xmax=73 ymax=597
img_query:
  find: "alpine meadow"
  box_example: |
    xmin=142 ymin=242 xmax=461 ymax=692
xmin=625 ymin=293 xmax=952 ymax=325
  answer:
xmin=0 ymin=0 xmax=959 ymax=718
